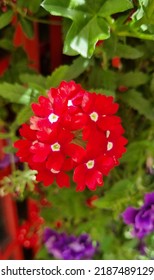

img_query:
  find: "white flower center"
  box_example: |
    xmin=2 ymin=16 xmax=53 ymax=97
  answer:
xmin=67 ymin=100 xmax=73 ymax=106
xmin=51 ymin=169 xmax=60 ymax=174
xmin=86 ymin=160 xmax=95 ymax=169
xmin=51 ymin=142 xmax=61 ymax=152
xmin=107 ymin=142 xmax=113 ymax=151
xmin=48 ymin=113 xmax=59 ymax=124
xmin=89 ymin=111 xmax=98 ymax=122
xmin=106 ymin=130 xmax=110 ymax=138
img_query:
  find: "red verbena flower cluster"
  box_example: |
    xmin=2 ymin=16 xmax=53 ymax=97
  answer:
xmin=17 ymin=200 xmax=44 ymax=248
xmin=14 ymin=81 xmax=127 ymax=191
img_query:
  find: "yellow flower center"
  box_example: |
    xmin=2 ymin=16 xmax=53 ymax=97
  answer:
xmin=51 ymin=142 xmax=61 ymax=151
xmin=89 ymin=112 xmax=98 ymax=122
xmin=48 ymin=113 xmax=59 ymax=123
xmin=107 ymin=142 xmax=113 ymax=151
xmin=86 ymin=160 xmax=94 ymax=169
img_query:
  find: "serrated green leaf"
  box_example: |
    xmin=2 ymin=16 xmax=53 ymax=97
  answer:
xmin=19 ymin=17 xmax=34 ymax=39
xmin=89 ymin=88 xmax=115 ymax=97
xmin=98 ymin=0 xmax=133 ymax=16
xmin=15 ymin=105 xmax=33 ymax=125
xmin=115 ymin=43 xmax=144 ymax=59
xmin=0 ymin=83 xmax=31 ymax=104
xmin=102 ymin=70 xmax=117 ymax=90
xmin=118 ymin=71 xmax=149 ymax=87
xmin=46 ymin=65 xmax=69 ymax=88
xmin=0 ymin=10 xmax=13 ymax=29
xmin=19 ymin=73 xmax=46 ymax=90
xmin=121 ymin=140 xmax=150 ymax=164
xmin=121 ymin=90 xmax=154 ymax=120
xmin=46 ymin=56 xmax=90 ymax=88
xmin=94 ymin=179 xmax=133 ymax=210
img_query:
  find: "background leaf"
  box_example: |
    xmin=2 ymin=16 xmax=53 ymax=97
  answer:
xmin=115 ymin=43 xmax=144 ymax=59
xmin=121 ymin=89 xmax=154 ymax=120
xmin=94 ymin=179 xmax=133 ymax=211
xmin=118 ymin=71 xmax=149 ymax=87
xmin=46 ymin=57 xmax=91 ymax=87
xmin=19 ymin=17 xmax=34 ymax=39
xmin=0 ymin=10 xmax=13 ymax=29
xmin=98 ymin=0 xmax=133 ymax=16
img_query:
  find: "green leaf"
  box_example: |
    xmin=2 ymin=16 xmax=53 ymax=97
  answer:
xmin=64 ymin=16 xmax=110 ymax=57
xmin=18 ymin=0 xmax=42 ymax=13
xmin=41 ymin=0 xmax=85 ymax=20
xmin=98 ymin=0 xmax=133 ymax=16
xmin=89 ymin=88 xmax=115 ymax=97
xmin=46 ymin=65 xmax=69 ymax=88
xmin=29 ymin=0 xmax=42 ymax=13
xmin=121 ymin=90 xmax=154 ymax=120
xmin=0 ymin=10 xmax=13 ymax=29
xmin=0 ymin=39 xmax=14 ymax=51
xmin=94 ymin=179 xmax=133 ymax=210
xmin=0 ymin=82 xmax=32 ymax=104
xmin=102 ymin=70 xmax=117 ymax=90
xmin=41 ymin=0 xmax=110 ymax=57
xmin=15 ymin=105 xmax=33 ymax=125
xmin=121 ymin=140 xmax=150 ymax=164
xmin=46 ymin=56 xmax=90 ymax=88
xmin=19 ymin=73 xmax=46 ymax=90
xmin=118 ymin=71 xmax=149 ymax=87
xmin=19 ymin=17 xmax=34 ymax=39
xmin=115 ymin=43 xmax=144 ymax=59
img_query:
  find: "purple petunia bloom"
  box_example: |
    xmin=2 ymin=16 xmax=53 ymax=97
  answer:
xmin=43 ymin=228 xmax=98 ymax=260
xmin=122 ymin=192 xmax=154 ymax=239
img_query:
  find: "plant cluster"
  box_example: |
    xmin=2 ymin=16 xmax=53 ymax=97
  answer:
xmin=0 ymin=0 xmax=154 ymax=260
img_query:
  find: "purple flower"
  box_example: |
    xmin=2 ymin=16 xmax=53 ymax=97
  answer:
xmin=43 ymin=228 xmax=98 ymax=260
xmin=0 ymin=154 xmax=18 ymax=169
xmin=122 ymin=192 xmax=154 ymax=239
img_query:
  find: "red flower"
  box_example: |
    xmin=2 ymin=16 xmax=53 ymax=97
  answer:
xmin=86 ymin=195 xmax=99 ymax=208
xmin=14 ymin=81 xmax=127 ymax=191
xmin=81 ymin=93 xmax=120 ymax=139
xmin=17 ymin=200 xmax=44 ymax=248
xmin=118 ymin=85 xmax=128 ymax=93
xmin=73 ymin=135 xmax=119 ymax=191
xmin=112 ymin=56 xmax=122 ymax=69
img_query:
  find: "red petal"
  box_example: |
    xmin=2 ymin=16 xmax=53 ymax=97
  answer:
xmin=73 ymin=164 xmax=87 ymax=187
xmin=46 ymin=152 xmax=64 ymax=171
xmin=98 ymin=116 xmax=121 ymax=131
xmin=19 ymin=124 xmax=36 ymax=140
xmin=85 ymin=169 xmax=103 ymax=190
xmin=56 ymin=172 xmax=70 ymax=188
xmin=30 ymin=142 xmax=51 ymax=162
xmin=96 ymin=155 xmax=118 ymax=175
xmin=62 ymin=157 xmax=73 ymax=171
xmin=67 ymin=143 xmax=85 ymax=163
xmin=36 ymin=169 xmax=54 ymax=186
xmin=82 ymin=92 xmax=95 ymax=113
xmin=31 ymin=96 xmax=53 ymax=117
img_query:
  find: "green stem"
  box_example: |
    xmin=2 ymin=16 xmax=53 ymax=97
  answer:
xmin=117 ymin=30 xmax=154 ymax=41
xmin=23 ymin=15 xmax=61 ymax=25
xmin=7 ymin=2 xmax=61 ymax=25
